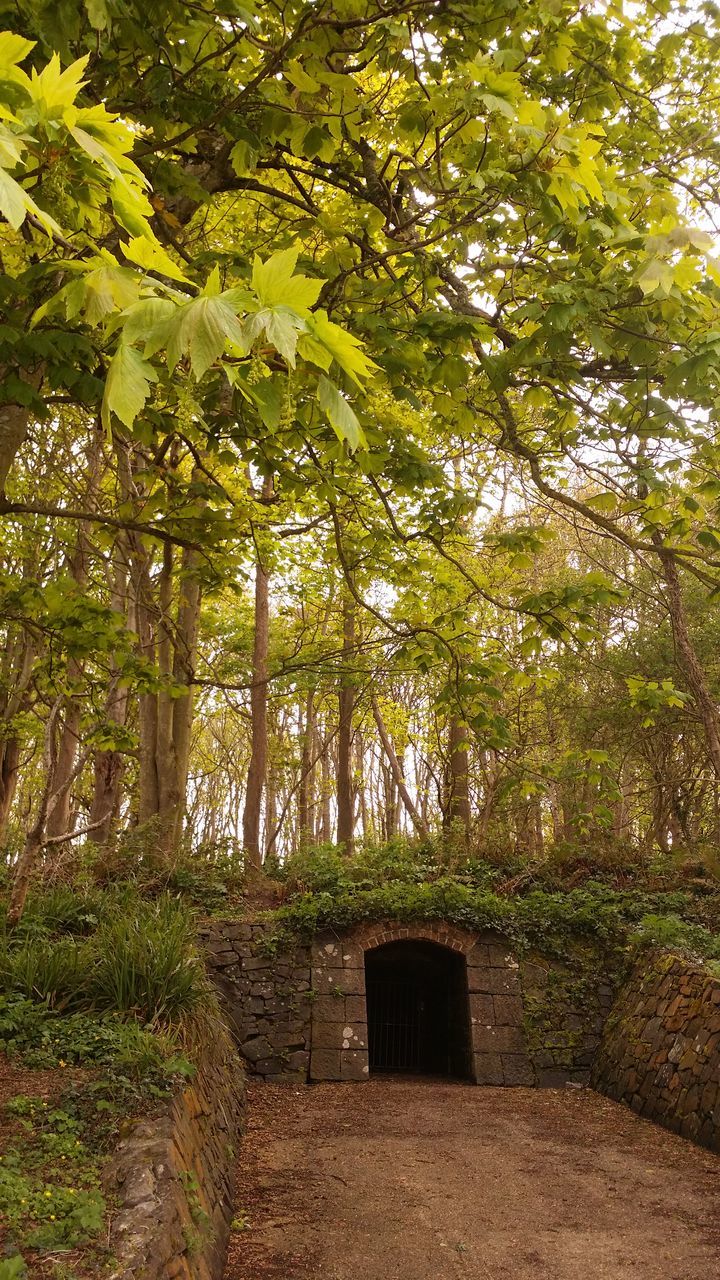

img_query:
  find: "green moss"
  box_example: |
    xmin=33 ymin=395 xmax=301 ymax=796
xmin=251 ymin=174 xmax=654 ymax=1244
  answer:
xmin=260 ymin=877 xmax=720 ymax=964
xmin=521 ymin=947 xmax=622 ymax=1068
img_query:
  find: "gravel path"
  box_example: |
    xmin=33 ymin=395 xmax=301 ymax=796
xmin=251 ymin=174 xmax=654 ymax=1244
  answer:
xmin=224 ymin=1078 xmax=720 ymax=1280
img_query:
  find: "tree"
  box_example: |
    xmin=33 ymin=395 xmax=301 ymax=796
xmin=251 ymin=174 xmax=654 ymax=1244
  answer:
xmin=5 ymin=0 xmax=720 ymax=904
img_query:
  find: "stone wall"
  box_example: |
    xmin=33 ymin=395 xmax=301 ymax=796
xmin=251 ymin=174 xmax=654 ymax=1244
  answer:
xmin=107 ymin=1026 xmax=243 ymax=1280
xmin=201 ymin=916 xmax=616 ymax=1087
xmin=592 ymin=950 xmax=720 ymax=1152
xmin=200 ymin=920 xmax=312 ymax=1081
xmin=521 ymin=947 xmax=619 ymax=1086
xmin=309 ymin=921 xmax=535 ymax=1086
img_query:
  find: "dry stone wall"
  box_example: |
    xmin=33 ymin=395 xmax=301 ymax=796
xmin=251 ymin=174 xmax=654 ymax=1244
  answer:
xmin=521 ymin=948 xmax=618 ymax=1086
xmin=201 ymin=916 xmax=615 ymax=1086
xmin=199 ymin=920 xmax=312 ymax=1081
xmin=107 ymin=1027 xmax=243 ymax=1280
xmin=592 ymin=951 xmax=720 ymax=1152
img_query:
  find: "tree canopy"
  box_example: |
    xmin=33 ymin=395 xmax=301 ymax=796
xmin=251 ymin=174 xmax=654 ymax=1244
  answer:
xmin=2 ymin=0 xmax=720 ymax=917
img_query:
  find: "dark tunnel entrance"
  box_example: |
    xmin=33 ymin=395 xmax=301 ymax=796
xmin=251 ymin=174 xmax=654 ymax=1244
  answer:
xmin=365 ymin=940 xmax=472 ymax=1078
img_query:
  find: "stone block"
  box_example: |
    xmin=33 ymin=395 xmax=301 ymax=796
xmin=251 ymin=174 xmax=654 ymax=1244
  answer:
xmin=311 ymin=994 xmax=349 ymax=1022
xmin=310 ymin=1048 xmax=342 ymax=1080
xmin=312 ymin=966 xmax=364 ymax=996
xmin=338 ymin=941 xmax=365 ymax=969
xmin=537 ymin=1068 xmax=571 ymax=1088
xmin=467 ymin=966 xmax=519 ymax=995
xmin=488 ymin=943 xmax=515 ymax=968
xmin=286 ymin=1050 xmax=310 ymax=1074
xmin=340 ymin=1023 xmax=367 ymax=1050
xmin=271 ymin=1030 xmax=307 ymax=1050
xmin=233 ymin=1019 xmax=258 ymax=1042
xmin=241 ymin=1035 xmax=273 ymax=1063
xmin=344 ymin=994 xmax=367 ymax=1021
xmin=469 ymin=993 xmax=494 ymax=1024
xmin=473 ymin=1025 xmax=527 ymax=1054
xmin=473 ymin=1052 xmax=504 ymax=1085
xmin=254 ymin=1057 xmax=283 ymax=1076
xmin=340 ymin=1050 xmax=369 ymax=1081
xmin=521 ymin=962 xmax=549 ymax=988
xmin=312 ymin=938 xmax=342 ymax=965
xmin=501 ymin=1055 xmax=535 ymax=1087
xmin=311 ymin=1021 xmax=344 ymax=1050
xmin=223 ymin=923 xmax=254 ymax=941
xmin=493 ymin=995 xmax=523 ymax=1025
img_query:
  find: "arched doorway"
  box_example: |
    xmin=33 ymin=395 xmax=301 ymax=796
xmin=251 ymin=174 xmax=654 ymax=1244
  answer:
xmin=365 ymin=939 xmax=472 ymax=1078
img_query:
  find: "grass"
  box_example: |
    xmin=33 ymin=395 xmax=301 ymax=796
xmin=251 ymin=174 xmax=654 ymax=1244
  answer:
xmin=0 ymin=885 xmax=213 ymax=1280
xmin=0 ymin=894 xmax=210 ymax=1026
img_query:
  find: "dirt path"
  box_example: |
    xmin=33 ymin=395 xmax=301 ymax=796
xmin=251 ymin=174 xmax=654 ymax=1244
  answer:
xmin=224 ymin=1078 xmax=720 ymax=1280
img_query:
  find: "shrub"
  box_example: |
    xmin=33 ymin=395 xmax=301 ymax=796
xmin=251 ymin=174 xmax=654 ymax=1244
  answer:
xmin=89 ymin=896 xmax=208 ymax=1024
xmin=0 ymin=937 xmax=92 ymax=1011
xmin=0 ymin=895 xmax=210 ymax=1030
xmin=263 ymin=870 xmax=720 ymax=963
xmin=631 ymin=912 xmax=720 ymax=961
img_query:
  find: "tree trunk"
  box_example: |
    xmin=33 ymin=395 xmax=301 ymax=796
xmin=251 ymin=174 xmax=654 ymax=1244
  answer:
xmin=170 ymin=542 xmax=202 ymax=849
xmin=88 ymin=560 xmax=131 ymax=846
xmin=320 ymin=726 xmax=332 ymax=843
xmin=336 ymin=592 xmax=355 ymax=850
xmin=444 ymin=716 xmax=471 ymax=844
xmin=658 ymin=544 xmax=720 ymax=778
xmin=371 ymin=695 xmax=429 ymax=838
xmin=44 ymin=695 xmax=81 ymax=841
xmin=121 ymin=440 xmax=203 ymax=856
xmin=242 ymin=504 xmax=271 ymax=868
xmin=297 ymin=688 xmax=315 ymax=849
xmin=87 ymin=690 xmax=129 ymax=845
xmin=7 ymin=698 xmax=62 ymax=926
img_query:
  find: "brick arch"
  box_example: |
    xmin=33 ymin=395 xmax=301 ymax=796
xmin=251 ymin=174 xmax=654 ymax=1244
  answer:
xmin=309 ymin=919 xmax=534 ymax=1087
xmin=353 ymin=920 xmax=485 ymax=956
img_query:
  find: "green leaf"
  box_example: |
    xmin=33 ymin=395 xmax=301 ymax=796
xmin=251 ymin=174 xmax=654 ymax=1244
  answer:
xmin=588 ymin=491 xmax=617 ymax=514
xmin=230 ymin=137 xmax=257 ymax=174
xmin=250 ymin=375 xmax=285 ymax=430
xmin=102 ymin=344 xmax=157 ymax=430
xmin=637 ymin=259 xmax=674 ymax=296
xmin=251 ymin=247 xmax=322 ymax=311
xmin=0 ymin=165 xmax=28 ymax=228
xmin=305 ymin=311 xmax=376 ymax=386
xmin=85 ymin=0 xmax=109 ymax=29
xmin=0 ymin=31 xmax=35 ymax=71
xmin=110 ymin=179 xmax=154 ymax=237
xmin=318 ymin=376 xmax=366 ymax=451
xmin=252 ymin=247 xmax=298 ymax=303
xmin=285 ymin=59 xmax=320 ymax=93
xmin=167 ymin=295 xmax=247 ymax=377
xmin=121 ymin=235 xmax=190 ymax=283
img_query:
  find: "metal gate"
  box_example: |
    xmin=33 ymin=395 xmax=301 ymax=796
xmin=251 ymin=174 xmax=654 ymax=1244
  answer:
xmin=365 ymin=941 xmax=472 ymax=1077
xmin=367 ymin=977 xmax=424 ymax=1071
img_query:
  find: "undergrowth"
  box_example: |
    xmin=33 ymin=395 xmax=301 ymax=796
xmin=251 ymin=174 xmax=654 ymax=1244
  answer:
xmin=0 ymin=887 xmax=215 ymax=1278
xmin=260 ymin=840 xmax=720 ymax=966
xmin=0 ymin=893 xmax=210 ymax=1025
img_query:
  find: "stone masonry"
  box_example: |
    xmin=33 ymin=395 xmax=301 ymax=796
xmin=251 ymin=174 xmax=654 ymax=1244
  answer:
xmin=592 ymin=950 xmax=720 ymax=1152
xmin=107 ymin=1026 xmax=243 ymax=1280
xmin=199 ymin=920 xmax=312 ymax=1081
xmin=520 ymin=948 xmax=618 ymax=1087
xmin=309 ymin=920 xmax=535 ymax=1086
xmin=201 ymin=916 xmax=620 ymax=1086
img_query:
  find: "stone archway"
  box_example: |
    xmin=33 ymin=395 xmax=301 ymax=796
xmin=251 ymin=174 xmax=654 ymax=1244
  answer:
xmin=309 ymin=921 xmax=534 ymax=1085
xmin=365 ymin=937 xmax=472 ymax=1077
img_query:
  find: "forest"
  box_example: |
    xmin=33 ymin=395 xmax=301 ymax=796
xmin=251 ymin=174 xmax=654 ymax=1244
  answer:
xmin=1 ymin=0 xmax=720 ymax=1274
